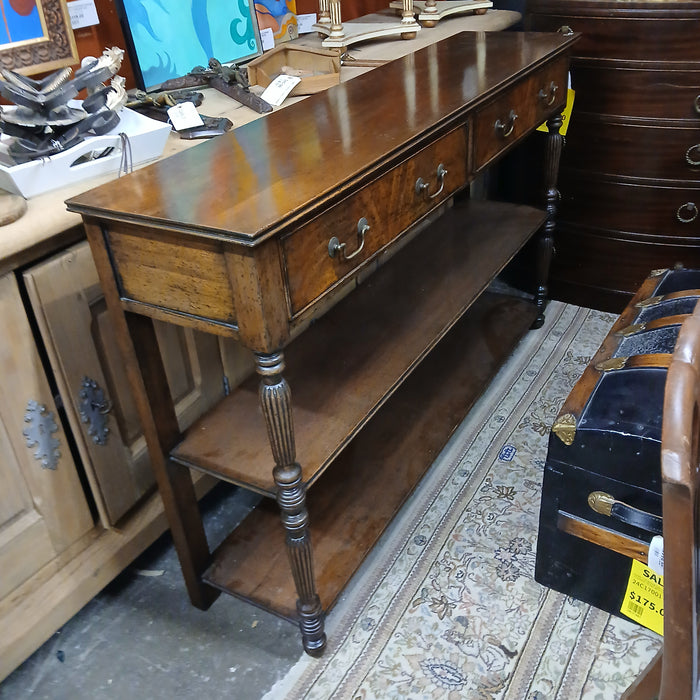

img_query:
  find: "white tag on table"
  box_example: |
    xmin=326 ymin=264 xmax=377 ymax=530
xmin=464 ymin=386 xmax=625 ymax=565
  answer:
xmin=68 ymin=0 xmax=99 ymax=28
xmin=260 ymin=27 xmax=275 ymax=51
xmin=260 ymin=75 xmax=302 ymax=107
xmin=167 ymin=102 xmax=204 ymax=131
xmin=648 ymin=535 xmax=664 ymax=576
xmin=297 ymin=13 xmax=318 ymax=33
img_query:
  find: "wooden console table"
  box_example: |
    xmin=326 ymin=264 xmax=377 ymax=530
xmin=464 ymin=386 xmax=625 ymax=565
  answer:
xmin=67 ymin=30 xmax=578 ymax=655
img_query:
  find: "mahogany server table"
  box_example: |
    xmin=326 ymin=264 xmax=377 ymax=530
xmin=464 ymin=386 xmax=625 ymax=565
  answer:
xmin=67 ymin=30 xmax=578 ymax=655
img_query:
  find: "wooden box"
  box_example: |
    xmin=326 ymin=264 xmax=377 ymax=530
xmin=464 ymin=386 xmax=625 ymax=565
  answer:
xmin=535 ymin=267 xmax=700 ymax=616
xmin=246 ymin=45 xmax=341 ymax=96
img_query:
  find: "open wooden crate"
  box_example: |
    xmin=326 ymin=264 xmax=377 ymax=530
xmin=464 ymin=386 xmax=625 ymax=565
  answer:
xmin=246 ymin=45 xmax=341 ymax=96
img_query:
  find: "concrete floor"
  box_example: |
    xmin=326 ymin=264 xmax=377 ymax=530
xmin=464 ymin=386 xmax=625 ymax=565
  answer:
xmin=0 ymin=484 xmax=303 ymax=700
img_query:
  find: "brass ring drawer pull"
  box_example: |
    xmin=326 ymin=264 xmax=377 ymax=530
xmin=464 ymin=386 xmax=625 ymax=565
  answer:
xmin=538 ymin=81 xmax=558 ymax=106
xmin=677 ymin=202 xmax=698 ymax=224
xmin=495 ymin=110 xmax=518 ymax=138
xmin=328 ymin=217 xmax=370 ymax=260
xmin=695 ymin=94 xmax=700 ymax=115
xmin=415 ymin=163 xmax=447 ymax=199
xmin=686 ymin=143 xmax=700 ymax=166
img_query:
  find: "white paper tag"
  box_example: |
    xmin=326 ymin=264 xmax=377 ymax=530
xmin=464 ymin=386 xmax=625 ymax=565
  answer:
xmin=68 ymin=0 xmax=99 ymax=29
xmin=260 ymin=27 xmax=275 ymax=52
xmin=260 ymin=75 xmax=302 ymax=107
xmin=297 ymin=13 xmax=318 ymax=33
xmin=167 ymin=102 xmax=204 ymax=131
xmin=648 ymin=535 xmax=664 ymax=576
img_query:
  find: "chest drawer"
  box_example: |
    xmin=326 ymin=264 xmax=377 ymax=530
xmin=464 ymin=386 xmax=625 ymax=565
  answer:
xmin=528 ymin=14 xmax=700 ymax=62
xmin=564 ymin=120 xmax=700 ymax=181
xmin=559 ymin=175 xmax=700 ymax=240
xmin=281 ymin=126 xmax=468 ymax=316
xmin=572 ymin=65 xmax=700 ymax=121
xmin=473 ymin=57 xmax=568 ymax=172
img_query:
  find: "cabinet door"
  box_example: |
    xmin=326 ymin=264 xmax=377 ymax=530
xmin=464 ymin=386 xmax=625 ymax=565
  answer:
xmin=0 ymin=273 xmax=94 ymax=600
xmin=23 ymin=241 xmax=226 ymax=526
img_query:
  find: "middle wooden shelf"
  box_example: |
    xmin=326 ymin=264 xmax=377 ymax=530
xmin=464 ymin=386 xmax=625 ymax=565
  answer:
xmin=170 ymin=198 xmax=547 ymax=496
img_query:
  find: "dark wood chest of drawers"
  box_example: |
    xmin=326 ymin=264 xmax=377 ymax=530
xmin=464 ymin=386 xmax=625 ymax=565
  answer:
xmin=527 ymin=0 xmax=700 ymax=312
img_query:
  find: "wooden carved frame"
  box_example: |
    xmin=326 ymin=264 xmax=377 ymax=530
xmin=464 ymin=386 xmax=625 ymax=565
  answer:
xmin=0 ymin=0 xmax=79 ymax=76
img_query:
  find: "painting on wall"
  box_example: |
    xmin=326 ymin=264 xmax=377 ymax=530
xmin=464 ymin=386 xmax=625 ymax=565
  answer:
xmin=255 ymin=0 xmax=297 ymax=45
xmin=115 ymin=0 xmax=262 ymax=91
xmin=0 ymin=0 xmax=79 ymax=75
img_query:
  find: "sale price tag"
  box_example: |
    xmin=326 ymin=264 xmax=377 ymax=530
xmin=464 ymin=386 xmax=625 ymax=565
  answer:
xmin=620 ymin=558 xmax=664 ymax=636
xmin=536 ymin=87 xmax=575 ymax=136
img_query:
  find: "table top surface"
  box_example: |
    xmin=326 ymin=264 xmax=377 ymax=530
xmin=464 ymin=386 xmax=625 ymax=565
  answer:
xmin=0 ymin=10 xmax=524 ymax=271
xmin=67 ymin=30 xmax=573 ymax=245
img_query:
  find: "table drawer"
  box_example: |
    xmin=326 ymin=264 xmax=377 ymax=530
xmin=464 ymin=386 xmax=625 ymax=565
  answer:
xmin=282 ymin=126 xmax=468 ymax=316
xmin=473 ymin=57 xmax=568 ymax=172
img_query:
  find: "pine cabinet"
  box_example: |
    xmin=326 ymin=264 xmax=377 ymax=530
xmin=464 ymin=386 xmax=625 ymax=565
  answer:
xmin=22 ymin=241 xmax=227 ymax=526
xmin=0 ymin=240 xmax=237 ymax=680
xmin=0 ymin=272 xmax=94 ymax=602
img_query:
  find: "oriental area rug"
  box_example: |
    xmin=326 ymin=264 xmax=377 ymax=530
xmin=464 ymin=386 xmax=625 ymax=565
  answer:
xmin=265 ymin=300 xmax=663 ymax=700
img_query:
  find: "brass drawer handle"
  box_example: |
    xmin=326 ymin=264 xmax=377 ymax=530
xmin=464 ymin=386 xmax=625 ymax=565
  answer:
xmin=538 ymin=81 xmax=558 ymax=106
xmin=415 ymin=163 xmax=447 ymax=199
xmin=695 ymin=94 xmax=700 ymax=115
xmin=328 ymin=217 xmax=370 ymax=261
xmin=558 ymin=25 xmax=574 ymax=36
xmin=677 ymin=202 xmax=698 ymax=224
xmin=686 ymin=143 xmax=700 ymax=166
xmin=495 ymin=110 xmax=518 ymax=138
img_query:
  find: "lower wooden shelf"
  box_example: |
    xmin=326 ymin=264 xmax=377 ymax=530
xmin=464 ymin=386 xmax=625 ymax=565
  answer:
xmin=203 ymin=290 xmax=537 ymax=619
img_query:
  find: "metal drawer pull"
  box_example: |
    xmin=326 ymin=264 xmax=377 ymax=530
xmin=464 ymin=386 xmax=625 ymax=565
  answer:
xmin=495 ymin=110 xmax=518 ymax=138
xmin=538 ymin=81 xmax=558 ymax=106
xmin=686 ymin=143 xmax=700 ymax=166
xmin=415 ymin=163 xmax=447 ymax=199
xmin=677 ymin=202 xmax=698 ymax=224
xmin=558 ymin=25 xmax=574 ymax=36
xmin=695 ymin=94 xmax=700 ymax=114
xmin=328 ymin=217 xmax=370 ymax=260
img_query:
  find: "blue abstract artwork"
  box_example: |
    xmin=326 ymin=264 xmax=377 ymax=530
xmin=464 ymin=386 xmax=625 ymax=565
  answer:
xmin=120 ymin=0 xmax=261 ymax=90
xmin=0 ymin=1 xmax=44 ymax=46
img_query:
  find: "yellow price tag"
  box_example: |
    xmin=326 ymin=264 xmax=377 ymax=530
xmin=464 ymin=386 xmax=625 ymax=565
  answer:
xmin=620 ymin=559 xmax=664 ymax=636
xmin=536 ymin=88 xmax=575 ymax=137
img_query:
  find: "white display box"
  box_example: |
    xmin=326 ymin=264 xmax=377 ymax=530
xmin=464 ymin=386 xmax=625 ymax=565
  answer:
xmin=0 ymin=107 xmax=172 ymax=198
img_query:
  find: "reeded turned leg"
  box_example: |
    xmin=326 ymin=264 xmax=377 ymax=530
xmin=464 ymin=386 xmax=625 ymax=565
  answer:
xmin=533 ymin=111 xmax=564 ymax=328
xmin=255 ymin=351 xmax=326 ymax=656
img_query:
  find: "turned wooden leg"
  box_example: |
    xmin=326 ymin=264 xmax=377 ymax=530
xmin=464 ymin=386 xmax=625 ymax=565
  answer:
xmin=256 ymin=351 xmax=326 ymax=656
xmin=533 ymin=111 xmax=563 ymax=328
